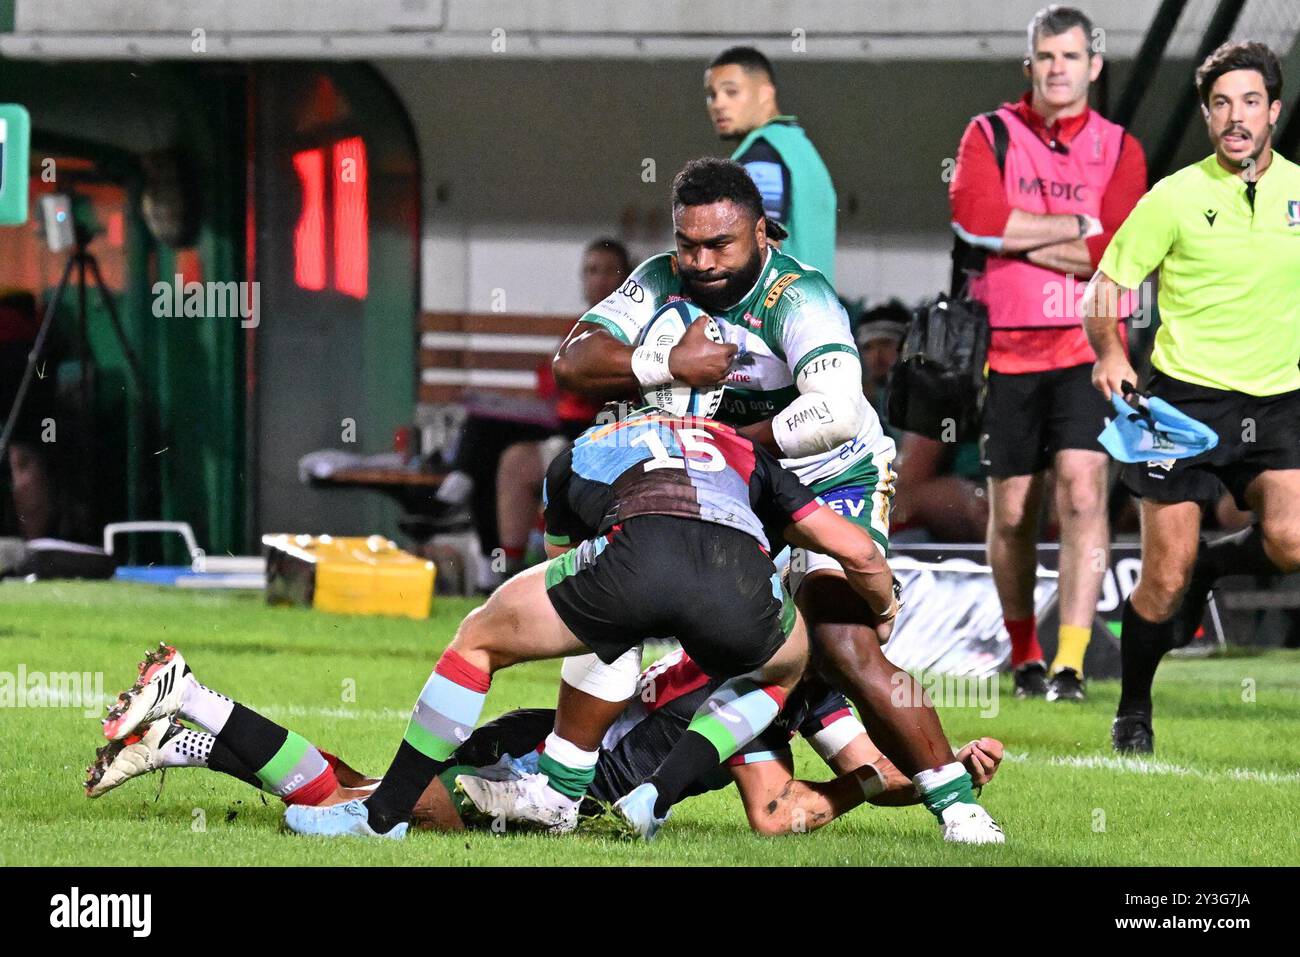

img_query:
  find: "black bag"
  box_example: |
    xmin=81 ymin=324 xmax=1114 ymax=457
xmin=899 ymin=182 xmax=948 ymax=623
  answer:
xmin=886 ymin=111 xmax=1006 ymax=443
xmin=886 ymin=294 xmax=989 ymax=442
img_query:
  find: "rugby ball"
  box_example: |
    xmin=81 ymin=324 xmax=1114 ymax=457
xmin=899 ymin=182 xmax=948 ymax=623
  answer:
xmin=634 ymin=300 xmax=727 ymax=418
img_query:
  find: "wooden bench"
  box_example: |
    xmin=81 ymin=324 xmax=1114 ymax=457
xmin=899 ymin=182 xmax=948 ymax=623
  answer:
xmin=313 ymin=311 xmax=581 ymax=502
xmin=418 ymin=311 xmax=579 ymax=407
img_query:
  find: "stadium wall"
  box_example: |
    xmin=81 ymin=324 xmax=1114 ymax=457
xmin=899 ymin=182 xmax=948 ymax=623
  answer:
xmin=379 ymin=56 xmax=1149 ymax=314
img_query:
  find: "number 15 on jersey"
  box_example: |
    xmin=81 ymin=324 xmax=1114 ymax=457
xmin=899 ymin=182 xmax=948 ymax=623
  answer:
xmin=632 ymin=428 xmax=726 ymax=473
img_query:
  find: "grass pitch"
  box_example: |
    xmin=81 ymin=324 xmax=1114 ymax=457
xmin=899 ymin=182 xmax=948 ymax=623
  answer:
xmin=1 ymin=580 xmax=1297 ymax=866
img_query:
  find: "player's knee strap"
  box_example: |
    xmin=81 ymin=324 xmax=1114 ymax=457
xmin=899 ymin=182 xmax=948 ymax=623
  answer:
xmin=560 ymin=648 xmax=641 ymax=702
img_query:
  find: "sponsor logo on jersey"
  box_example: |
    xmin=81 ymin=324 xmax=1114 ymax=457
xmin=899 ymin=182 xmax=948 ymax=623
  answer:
xmin=743 ymin=311 xmax=762 ymax=330
xmin=618 ymin=278 xmax=645 ymax=302
xmin=820 ymin=484 xmax=869 ymax=518
xmin=1287 ymin=200 xmax=1300 ymax=227
xmin=722 ymin=394 xmax=777 ymax=415
xmin=763 ymin=272 xmax=800 ymax=308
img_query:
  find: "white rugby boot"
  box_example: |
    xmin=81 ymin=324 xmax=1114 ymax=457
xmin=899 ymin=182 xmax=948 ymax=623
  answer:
xmin=940 ymin=802 xmax=1006 ymax=844
xmin=454 ymin=771 xmax=579 ymax=834
xmin=103 ymin=644 xmax=188 ymax=741
xmin=85 ymin=719 xmax=183 ymax=797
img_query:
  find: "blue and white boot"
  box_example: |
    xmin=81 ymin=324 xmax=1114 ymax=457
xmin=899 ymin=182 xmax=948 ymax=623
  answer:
xmin=612 ymin=782 xmax=670 ymax=841
xmin=284 ymin=798 xmax=408 ymax=840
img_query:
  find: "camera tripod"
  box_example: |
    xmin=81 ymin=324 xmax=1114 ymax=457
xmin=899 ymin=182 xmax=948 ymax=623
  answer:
xmin=0 ymin=224 xmax=157 ymax=517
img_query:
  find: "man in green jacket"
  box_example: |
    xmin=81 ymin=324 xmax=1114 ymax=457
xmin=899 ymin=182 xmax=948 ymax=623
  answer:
xmin=705 ymin=46 xmax=838 ymax=284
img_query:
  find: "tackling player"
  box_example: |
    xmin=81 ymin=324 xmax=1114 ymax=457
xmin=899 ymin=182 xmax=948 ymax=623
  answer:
xmin=88 ymin=646 xmax=1003 ymax=838
xmin=275 ymin=408 xmax=930 ymax=839
xmin=552 ymin=157 xmax=998 ymax=840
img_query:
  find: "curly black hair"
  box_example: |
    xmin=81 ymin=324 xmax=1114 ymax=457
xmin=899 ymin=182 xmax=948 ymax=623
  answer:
xmin=671 ymin=157 xmax=765 ymax=223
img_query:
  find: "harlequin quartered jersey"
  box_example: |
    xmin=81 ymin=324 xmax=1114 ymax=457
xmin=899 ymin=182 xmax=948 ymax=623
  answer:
xmin=541 ymin=410 xmax=819 ymax=554
xmin=580 ymin=247 xmax=894 ymax=490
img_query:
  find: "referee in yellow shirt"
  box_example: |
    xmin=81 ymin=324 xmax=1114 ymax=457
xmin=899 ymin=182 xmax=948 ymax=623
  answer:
xmin=1083 ymin=41 xmax=1300 ymax=754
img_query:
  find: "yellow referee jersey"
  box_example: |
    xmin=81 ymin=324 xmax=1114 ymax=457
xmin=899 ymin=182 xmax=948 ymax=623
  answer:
xmin=1099 ymin=151 xmax=1300 ymax=396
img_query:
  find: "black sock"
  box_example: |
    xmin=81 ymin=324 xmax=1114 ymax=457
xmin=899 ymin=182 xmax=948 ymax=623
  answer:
xmin=206 ymin=738 xmax=267 ymax=791
xmin=364 ymin=741 xmax=447 ymax=834
xmin=1196 ymin=524 xmax=1278 ymax=585
xmin=216 ymin=703 xmax=289 ymax=771
xmin=1118 ymin=598 xmax=1178 ymax=716
xmin=647 ymin=731 xmax=718 ymax=818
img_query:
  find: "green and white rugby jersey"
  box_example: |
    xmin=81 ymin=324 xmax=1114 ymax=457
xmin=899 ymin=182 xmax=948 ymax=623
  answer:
xmin=580 ymin=248 xmax=895 ymax=491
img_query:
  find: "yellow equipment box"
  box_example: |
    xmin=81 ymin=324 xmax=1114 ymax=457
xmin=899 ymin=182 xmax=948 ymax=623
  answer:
xmin=262 ymin=534 xmax=435 ymax=619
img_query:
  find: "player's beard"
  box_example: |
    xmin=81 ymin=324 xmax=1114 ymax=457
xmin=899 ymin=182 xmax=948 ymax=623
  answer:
xmin=1214 ymin=121 xmax=1272 ymax=172
xmin=680 ymin=247 xmax=763 ymax=311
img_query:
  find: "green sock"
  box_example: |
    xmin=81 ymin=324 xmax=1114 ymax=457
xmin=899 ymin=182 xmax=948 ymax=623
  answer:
xmin=914 ymin=764 xmax=977 ymax=821
xmin=536 ymin=732 xmax=598 ymax=800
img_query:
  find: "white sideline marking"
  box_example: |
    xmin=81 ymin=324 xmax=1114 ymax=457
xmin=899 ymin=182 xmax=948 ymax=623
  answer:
xmin=210 ymin=716 xmax=1300 ymax=785
xmin=1003 ymin=750 xmax=1300 ymax=785
xmin=249 ymin=704 xmax=410 ymax=722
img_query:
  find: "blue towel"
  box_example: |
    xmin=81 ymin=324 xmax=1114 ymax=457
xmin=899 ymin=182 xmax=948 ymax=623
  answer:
xmin=1098 ymin=391 xmax=1219 ymax=463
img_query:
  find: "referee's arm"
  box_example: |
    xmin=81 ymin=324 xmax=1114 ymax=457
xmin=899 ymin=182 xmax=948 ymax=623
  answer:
xmin=1082 ymin=270 xmax=1137 ymax=399
xmin=1083 ymin=178 xmax=1179 ymax=398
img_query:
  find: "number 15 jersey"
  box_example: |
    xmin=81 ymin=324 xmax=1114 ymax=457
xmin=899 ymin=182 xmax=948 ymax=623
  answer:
xmin=543 ymin=409 xmax=821 ymax=554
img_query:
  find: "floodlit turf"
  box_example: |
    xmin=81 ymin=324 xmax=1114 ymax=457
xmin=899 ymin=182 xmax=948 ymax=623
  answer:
xmin=1 ymin=580 xmax=1297 ymax=866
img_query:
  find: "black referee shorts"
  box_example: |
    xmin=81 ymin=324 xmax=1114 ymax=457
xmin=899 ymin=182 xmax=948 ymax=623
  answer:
xmin=981 ymin=363 xmax=1112 ymax=477
xmin=1121 ymin=370 xmax=1300 ymax=510
xmin=544 ymin=515 xmax=788 ymax=679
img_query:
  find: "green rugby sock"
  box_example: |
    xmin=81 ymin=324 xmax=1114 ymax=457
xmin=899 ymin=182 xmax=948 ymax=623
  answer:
xmin=537 ymin=733 xmax=597 ymax=800
xmin=914 ymin=762 xmax=977 ymax=821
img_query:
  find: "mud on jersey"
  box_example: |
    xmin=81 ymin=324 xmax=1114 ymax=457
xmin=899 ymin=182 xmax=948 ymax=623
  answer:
xmin=580 ymin=248 xmax=895 ymax=490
